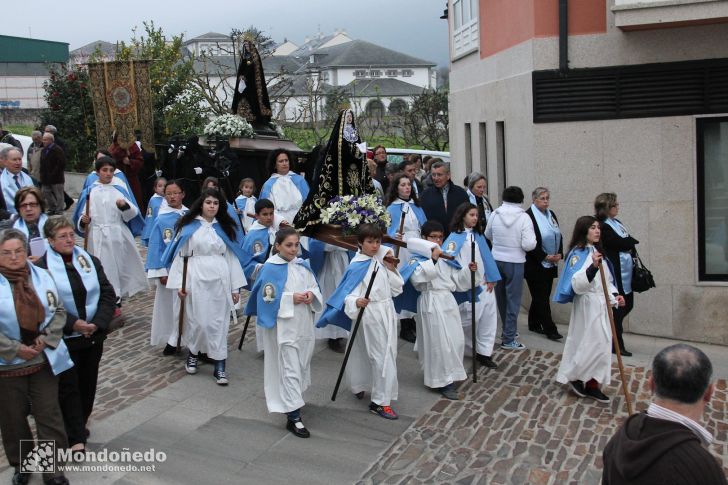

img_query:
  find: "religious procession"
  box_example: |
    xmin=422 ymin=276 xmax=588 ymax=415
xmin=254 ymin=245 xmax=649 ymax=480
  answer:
xmin=1 ymin=7 xmax=728 ymax=484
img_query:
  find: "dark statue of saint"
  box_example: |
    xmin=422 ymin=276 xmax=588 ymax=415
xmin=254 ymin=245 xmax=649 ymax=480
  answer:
xmin=294 ymin=109 xmax=375 ymax=233
xmin=231 ymin=39 xmax=272 ymax=127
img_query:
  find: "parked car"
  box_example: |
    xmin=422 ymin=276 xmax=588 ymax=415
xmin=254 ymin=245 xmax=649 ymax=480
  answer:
xmin=385 ymin=148 xmax=451 ymax=166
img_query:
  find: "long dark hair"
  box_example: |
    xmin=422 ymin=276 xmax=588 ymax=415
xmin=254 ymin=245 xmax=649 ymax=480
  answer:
xmin=175 ymin=188 xmax=238 ymax=241
xmin=266 ymin=148 xmax=294 ymax=177
xmin=450 ymin=202 xmax=482 ymax=234
xmin=384 ymin=172 xmax=419 ymax=207
xmin=568 ymin=215 xmax=601 ymax=252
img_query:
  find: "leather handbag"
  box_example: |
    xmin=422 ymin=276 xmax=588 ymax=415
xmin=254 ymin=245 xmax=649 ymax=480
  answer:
xmin=631 ymin=251 xmax=655 ymax=293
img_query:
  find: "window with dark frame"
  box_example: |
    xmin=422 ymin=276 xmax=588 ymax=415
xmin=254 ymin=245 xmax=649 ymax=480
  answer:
xmin=697 ymin=117 xmax=728 ymax=282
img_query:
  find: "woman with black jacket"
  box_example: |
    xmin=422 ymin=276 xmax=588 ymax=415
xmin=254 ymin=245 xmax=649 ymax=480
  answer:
xmin=525 ymin=187 xmax=563 ymax=341
xmin=36 ymin=216 xmax=117 ymax=453
xmin=595 ymin=193 xmax=639 ymax=357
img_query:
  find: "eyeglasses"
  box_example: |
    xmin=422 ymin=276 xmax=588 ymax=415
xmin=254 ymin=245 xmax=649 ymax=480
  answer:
xmin=0 ymin=248 xmax=26 ymax=258
xmin=19 ymin=202 xmax=40 ymax=209
xmin=52 ymin=232 xmax=76 ymax=241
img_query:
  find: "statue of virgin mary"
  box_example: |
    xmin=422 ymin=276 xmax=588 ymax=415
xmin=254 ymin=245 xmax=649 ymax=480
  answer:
xmin=293 ymin=109 xmax=375 ymax=232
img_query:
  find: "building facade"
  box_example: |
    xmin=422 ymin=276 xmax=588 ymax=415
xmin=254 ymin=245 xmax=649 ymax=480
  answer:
xmin=448 ymin=0 xmax=728 ymax=344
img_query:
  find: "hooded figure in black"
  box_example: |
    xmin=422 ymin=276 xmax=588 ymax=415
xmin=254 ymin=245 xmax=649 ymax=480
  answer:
xmin=231 ymin=39 xmax=272 ymax=126
xmin=294 ymin=109 xmax=374 ymax=233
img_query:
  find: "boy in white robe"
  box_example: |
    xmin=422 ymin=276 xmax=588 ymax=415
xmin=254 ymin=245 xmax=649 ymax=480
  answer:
xmin=317 ymin=224 xmax=404 ymax=419
xmin=74 ymin=157 xmax=148 ymax=300
xmin=245 ymin=227 xmax=323 ymax=438
xmin=408 ymin=221 xmax=475 ymax=399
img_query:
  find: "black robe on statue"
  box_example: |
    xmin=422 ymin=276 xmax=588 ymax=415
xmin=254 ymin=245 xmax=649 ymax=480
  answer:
xmin=231 ymin=40 xmax=272 ymax=126
xmin=294 ymin=109 xmax=374 ymax=233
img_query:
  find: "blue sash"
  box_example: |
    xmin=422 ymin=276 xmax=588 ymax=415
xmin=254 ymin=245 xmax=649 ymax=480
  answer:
xmin=531 ymin=204 xmax=561 ymax=267
xmin=0 ymin=264 xmax=74 ymax=375
xmin=443 ymin=231 xmax=498 ymax=304
xmin=260 ymin=172 xmax=310 ymax=201
xmin=316 ymin=258 xmax=371 ymax=331
xmin=72 ymin=183 xmax=146 ymax=237
xmin=141 ymin=194 xmax=165 ymax=246
xmin=553 ymin=247 xmax=617 ymax=303
xmin=244 ymin=258 xmax=315 ymax=328
xmin=13 ymin=213 xmax=48 ymax=238
xmin=604 ymin=218 xmax=634 ymax=294
xmin=387 ymin=201 xmax=426 ymax=238
xmin=160 ymin=219 xmax=245 ymax=269
xmin=1 ymin=169 xmax=33 ymax=214
xmin=46 ymin=246 xmax=100 ymax=337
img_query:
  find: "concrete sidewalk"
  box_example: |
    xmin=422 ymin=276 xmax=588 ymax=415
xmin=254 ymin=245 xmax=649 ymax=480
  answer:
xmin=2 ymin=307 xmax=726 ymax=484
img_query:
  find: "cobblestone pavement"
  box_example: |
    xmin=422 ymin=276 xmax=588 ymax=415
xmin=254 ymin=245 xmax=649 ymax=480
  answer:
xmin=359 ymin=350 xmax=728 ymax=484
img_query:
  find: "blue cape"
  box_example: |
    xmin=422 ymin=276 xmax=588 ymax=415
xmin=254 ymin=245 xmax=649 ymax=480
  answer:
xmin=83 ymin=170 xmax=138 ymax=207
xmin=146 ymin=211 xmax=185 ymax=271
xmin=553 ymin=247 xmax=616 ymax=303
xmin=160 ymin=219 xmax=246 ymax=269
xmin=72 ymin=183 xmax=145 ymax=238
xmin=386 ymin=202 xmax=426 ymax=238
xmin=305 ymin=238 xmax=326 ymax=275
xmin=141 ymin=195 xmax=165 ymax=246
xmin=226 ymin=202 xmax=245 ymax=240
xmin=240 ymin=226 xmax=272 ymax=285
xmin=244 ymin=258 xmax=315 ymax=328
xmin=316 ymin=258 xmax=371 ymax=331
xmin=393 ymin=250 xmax=463 ymax=313
xmin=443 ymin=231 xmax=499 ymax=304
xmin=260 ymin=172 xmax=310 ymax=202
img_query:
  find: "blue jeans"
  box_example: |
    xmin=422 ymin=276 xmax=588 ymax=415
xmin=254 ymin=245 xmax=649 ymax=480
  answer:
xmin=495 ymin=261 xmax=524 ymax=345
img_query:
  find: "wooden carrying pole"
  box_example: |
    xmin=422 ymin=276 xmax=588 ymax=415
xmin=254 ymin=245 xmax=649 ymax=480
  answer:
xmin=598 ymin=259 xmax=634 ymax=415
xmin=176 ymin=253 xmax=190 ymax=352
xmin=82 ymin=192 xmax=91 ymax=250
xmin=331 ymin=264 xmax=379 ymax=401
xmin=470 ymin=236 xmax=478 ymax=383
xmin=394 ymin=205 xmax=408 ymax=258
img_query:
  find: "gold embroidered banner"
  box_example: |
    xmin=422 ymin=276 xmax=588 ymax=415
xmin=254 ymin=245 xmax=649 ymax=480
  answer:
xmin=88 ymin=61 xmax=154 ymax=150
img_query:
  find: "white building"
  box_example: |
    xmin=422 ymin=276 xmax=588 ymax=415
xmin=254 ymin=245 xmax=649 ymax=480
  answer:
xmin=447 ymin=0 xmax=728 ymax=345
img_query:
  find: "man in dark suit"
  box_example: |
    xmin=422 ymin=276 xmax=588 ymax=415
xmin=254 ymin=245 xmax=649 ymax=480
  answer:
xmin=40 ymin=132 xmax=66 ymax=215
xmin=419 ymin=160 xmax=469 ymax=235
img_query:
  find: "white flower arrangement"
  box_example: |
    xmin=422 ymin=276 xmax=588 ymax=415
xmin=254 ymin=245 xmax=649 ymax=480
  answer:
xmin=270 ymin=121 xmax=285 ymax=138
xmin=203 ymin=114 xmax=255 ymax=139
xmin=320 ymin=194 xmax=390 ymax=234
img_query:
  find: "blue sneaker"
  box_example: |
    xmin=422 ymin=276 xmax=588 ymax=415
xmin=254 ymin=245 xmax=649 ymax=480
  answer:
xmin=500 ymin=340 xmax=526 ymax=351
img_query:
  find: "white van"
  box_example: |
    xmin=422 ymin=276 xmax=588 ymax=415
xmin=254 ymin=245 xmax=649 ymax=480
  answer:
xmin=385 ymin=148 xmax=451 ymax=166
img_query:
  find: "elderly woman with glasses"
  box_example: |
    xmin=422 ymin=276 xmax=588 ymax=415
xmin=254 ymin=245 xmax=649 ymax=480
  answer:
xmin=35 ymin=216 xmax=117 ymax=455
xmin=12 ymin=186 xmax=49 ymax=262
xmin=525 ymin=187 xmax=563 ymax=341
xmin=0 ymin=228 xmax=72 ymax=485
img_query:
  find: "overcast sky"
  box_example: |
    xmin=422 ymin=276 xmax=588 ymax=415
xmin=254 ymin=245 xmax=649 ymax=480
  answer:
xmin=6 ymin=0 xmax=450 ymax=66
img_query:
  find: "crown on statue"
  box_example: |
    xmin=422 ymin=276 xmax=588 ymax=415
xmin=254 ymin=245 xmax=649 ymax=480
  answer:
xmin=242 ymin=32 xmax=256 ymax=43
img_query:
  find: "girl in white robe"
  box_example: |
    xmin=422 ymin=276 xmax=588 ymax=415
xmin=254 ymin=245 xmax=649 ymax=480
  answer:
xmin=408 ymin=223 xmax=474 ymax=398
xmin=165 ymin=189 xmax=246 ymax=385
xmin=75 ymin=158 xmax=148 ymax=300
xmin=248 ymin=227 xmax=322 ymax=438
xmin=260 ymin=149 xmax=309 ymax=224
xmin=555 ymin=216 xmax=625 ymax=403
xmin=234 ymin=177 xmax=258 ymax=232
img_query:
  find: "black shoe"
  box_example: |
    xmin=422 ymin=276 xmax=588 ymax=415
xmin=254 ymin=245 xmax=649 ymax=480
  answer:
xmin=12 ymin=469 xmax=29 ymax=485
xmin=399 ymin=319 xmax=416 ymax=343
xmin=569 ymin=380 xmax=586 ymax=398
xmin=585 ymin=387 xmax=610 ymax=403
xmin=439 ymin=385 xmax=460 ymax=400
xmin=286 ymin=419 xmax=311 ymax=438
xmin=529 ymin=327 xmax=545 ymax=334
xmin=612 ymin=348 xmax=633 ymax=357
xmin=354 ymin=391 xmax=365 ymax=400
xmin=327 ymin=338 xmax=346 ymax=354
xmin=162 ymin=344 xmax=177 ymax=356
xmin=476 ymin=353 xmax=498 ymax=369
xmin=546 ymin=332 xmax=563 ymax=341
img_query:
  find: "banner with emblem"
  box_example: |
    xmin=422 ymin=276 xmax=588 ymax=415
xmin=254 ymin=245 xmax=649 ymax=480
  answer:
xmin=87 ymin=61 xmax=154 ymax=150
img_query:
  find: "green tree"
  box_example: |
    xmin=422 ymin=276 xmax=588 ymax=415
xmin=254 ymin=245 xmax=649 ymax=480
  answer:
xmin=41 ymin=64 xmax=96 ymax=172
xmin=403 ymin=88 xmax=449 ymax=151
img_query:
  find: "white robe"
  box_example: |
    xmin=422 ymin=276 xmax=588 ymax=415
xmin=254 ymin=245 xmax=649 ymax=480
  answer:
xmin=268 ymin=174 xmax=303 ymax=224
xmin=148 ymin=205 xmax=187 ymax=347
xmin=556 ymin=249 xmax=618 ymax=386
xmin=343 ymin=250 xmax=404 ymax=406
xmin=314 ymin=244 xmax=349 ymax=340
xmin=411 ymin=258 xmax=471 ymax=388
xmin=260 ymin=255 xmax=323 ymax=414
xmin=456 ymin=230 xmax=498 ymax=357
xmin=166 ymin=217 xmax=246 ymax=360
xmin=83 ymin=183 xmax=148 ymax=298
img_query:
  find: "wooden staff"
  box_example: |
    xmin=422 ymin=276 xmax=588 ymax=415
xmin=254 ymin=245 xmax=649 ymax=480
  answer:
xmin=394 ymin=204 xmax=408 ymax=258
xmin=470 ymin=235 xmax=478 ymax=383
xmin=598 ymin=259 xmax=633 ymax=415
xmin=82 ymin=192 xmax=91 ymax=250
xmin=331 ymin=264 xmax=379 ymax=401
xmin=176 ymin=252 xmax=191 ymax=353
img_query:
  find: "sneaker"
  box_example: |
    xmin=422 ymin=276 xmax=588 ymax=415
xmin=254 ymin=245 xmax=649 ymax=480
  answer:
xmin=439 ymin=385 xmax=460 ymax=400
xmin=476 ymin=354 xmax=498 ymax=369
xmin=500 ymin=340 xmax=526 ymax=350
xmin=569 ymin=380 xmax=586 ymax=398
xmin=286 ymin=419 xmax=311 ymax=438
xmin=585 ymin=387 xmax=610 ymax=403
xmin=369 ymin=402 xmax=398 ymax=420
xmin=213 ymin=369 xmax=229 ymax=386
xmin=162 ymin=344 xmax=177 ymax=356
xmin=185 ymin=352 xmax=198 ymax=374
